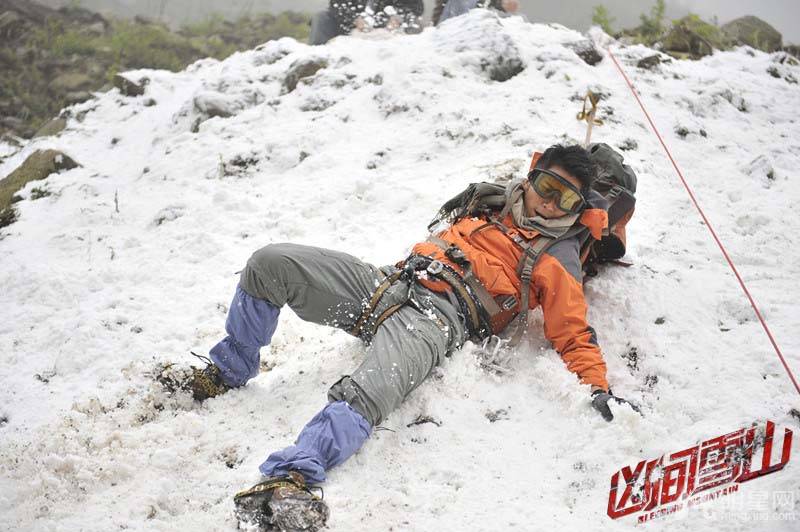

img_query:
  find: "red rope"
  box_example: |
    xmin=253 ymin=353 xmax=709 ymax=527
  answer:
xmin=606 ymin=47 xmax=800 ymax=397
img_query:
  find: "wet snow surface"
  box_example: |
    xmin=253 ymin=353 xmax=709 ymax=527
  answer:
xmin=1 ymin=10 xmax=799 ymax=531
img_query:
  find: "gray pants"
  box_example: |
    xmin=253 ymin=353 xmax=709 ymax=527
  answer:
xmin=309 ymin=10 xmax=343 ymax=46
xmin=239 ymin=243 xmax=466 ymax=426
xmin=439 ymin=0 xmax=481 ymax=24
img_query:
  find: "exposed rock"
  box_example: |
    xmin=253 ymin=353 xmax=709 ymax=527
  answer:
xmin=433 ymin=11 xmax=525 ymax=83
xmin=48 ymin=73 xmax=93 ymax=93
xmin=0 ymin=116 xmax=25 ymax=130
xmin=485 ymin=55 xmax=525 ymax=82
xmin=252 ymin=47 xmax=291 ymax=66
xmin=0 ymin=149 xmax=79 ymax=227
xmin=637 ymin=54 xmax=669 ymax=70
xmin=718 ymin=89 xmax=748 ymax=112
xmin=1 ymin=0 xmax=55 ymax=25
xmin=663 ymin=15 xmax=728 ymax=59
xmin=773 ymin=52 xmax=799 ymax=67
xmin=474 ymin=32 xmax=525 ymax=82
xmin=0 ymin=4 xmax=308 ymax=139
xmin=33 ymin=117 xmax=67 ymax=138
xmin=674 ymin=126 xmax=690 ymax=139
xmin=56 ymin=5 xmax=109 ymax=31
xmin=565 ymin=40 xmax=603 ymax=66
xmin=193 ymin=91 xmax=241 ymax=119
xmin=0 ymin=9 xmax=26 ymax=40
xmin=113 ymin=74 xmax=146 ymax=97
xmin=722 ymin=16 xmax=782 ymax=53
xmin=744 ymin=155 xmax=776 ymax=184
xmin=282 ymin=57 xmax=329 ymax=93
xmin=64 ymin=91 xmax=94 ymax=106
xmin=86 ymin=21 xmax=106 ymax=35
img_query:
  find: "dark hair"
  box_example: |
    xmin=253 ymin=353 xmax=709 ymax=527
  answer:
xmin=534 ymin=144 xmax=595 ymax=193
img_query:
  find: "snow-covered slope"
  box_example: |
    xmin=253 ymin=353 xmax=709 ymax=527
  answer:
xmin=1 ymin=10 xmax=799 ymax=531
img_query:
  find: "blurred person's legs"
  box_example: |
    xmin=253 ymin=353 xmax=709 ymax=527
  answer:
xmin=310 ymin=9 xmax=342 ymax=45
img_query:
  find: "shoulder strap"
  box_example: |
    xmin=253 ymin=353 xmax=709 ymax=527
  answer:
xmin=508 ymin=236 xmax=551 ymax=346
xmin=498 ymin=220 xmax=589 ymax=346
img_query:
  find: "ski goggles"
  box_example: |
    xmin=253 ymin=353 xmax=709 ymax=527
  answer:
xmin=527 ymin=168 xmax=586 ymax=214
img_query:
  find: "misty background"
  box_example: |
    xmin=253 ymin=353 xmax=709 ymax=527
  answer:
xmin=37 ymin=0 xmax=800 ymax=43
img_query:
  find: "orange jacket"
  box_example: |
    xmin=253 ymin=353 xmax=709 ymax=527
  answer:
xmin=411 ymin=208 xmax=610 ymax=391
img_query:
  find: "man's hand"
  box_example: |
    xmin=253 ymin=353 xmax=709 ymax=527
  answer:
xmin=501 ymin=0 xmax=520 ymax=13
xmin=591 ymin=389 xmax=641 ymax=422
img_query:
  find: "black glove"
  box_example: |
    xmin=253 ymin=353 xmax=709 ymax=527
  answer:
xmin=591 ymin=389 xmax=641 ymax=422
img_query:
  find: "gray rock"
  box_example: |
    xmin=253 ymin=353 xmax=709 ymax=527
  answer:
xmin=0 ymin=116 xmax=25 ymax=130
xmin=484 ymin=54 xmax=525 ymax=82
xmin=565 ymin=40 xmax=603 ymax=66
xmin=637 ymin=54 xmax=668 ymax=70
xmin=744 ymin=155 xmax=776 ymax=184
xmin=33 ymin=117 xmax=67 ymax=138
xmin=282 ymin=57 xmax=328 ymax=94
xmin=64 ymin=91 xmax=93 ymax=106
xmin=87 ymin=21 xmax=106 ymax=35
xmin=113 ymin=74 xmax=145 ymax=97
xmin=193 ymin=91 xmax=241 ymax=119
xmin=0 ymin=149 xmax=80 ymax=227
xmin=48 ymin=72 xmax=93 ymax=92
xmin=0 ymin=10 xmax=26 ymax=40
xmin=722 ymin=16 xmax=782 ymax=53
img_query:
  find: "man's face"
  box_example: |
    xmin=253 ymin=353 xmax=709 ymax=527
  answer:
xmin=522 ymin=164 xmax=583 ymax=219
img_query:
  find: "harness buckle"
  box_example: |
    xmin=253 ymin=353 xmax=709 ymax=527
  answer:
xmin=445 ymin=245 xmax=468 ymax=266
xmin=427 ymin=260 xmax=444 ymax=276
xmin=499 ymin=295 xmax=517 ymax=311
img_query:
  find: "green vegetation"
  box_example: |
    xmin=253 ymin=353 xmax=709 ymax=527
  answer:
xmin=663 ymin=14 xmax=729 ymax=57
xmin=0 ymin=149 xmax=78 ymax=228
xmin=591 ymin=5 xmax=615 ymax=35
xmin=1 ymin=8 xmax=310 ymax=138
xmin=591 ymin=1 xmax=750 ymax=60
xmin=637 ymin=0 xmax=666 ymax=43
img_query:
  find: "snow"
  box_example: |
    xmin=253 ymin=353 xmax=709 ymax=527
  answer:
xmin=1 ymin=10 xmax=799 ymax=531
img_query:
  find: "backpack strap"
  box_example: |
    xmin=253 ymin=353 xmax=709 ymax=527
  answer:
xmin=491 ymin=218 xmax=589 ymax=346
xmin=508 ymin=235 xmax=551 ymax=346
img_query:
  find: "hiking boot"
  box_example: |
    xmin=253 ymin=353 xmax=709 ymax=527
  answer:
xmin=156 ymin=353 xmax=231 ymax=402
xmin=234 ymin=471 xmax=329 ymax=532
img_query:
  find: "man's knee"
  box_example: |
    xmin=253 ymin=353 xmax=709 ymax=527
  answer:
xmin=328 ymin=376 xmax=382 ymax=428
xmin=239 ymin=243 xmax=296 ymax=304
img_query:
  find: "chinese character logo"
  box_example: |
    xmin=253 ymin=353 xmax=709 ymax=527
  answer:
xmin=607 ymin=421 xmax=793 ymax=522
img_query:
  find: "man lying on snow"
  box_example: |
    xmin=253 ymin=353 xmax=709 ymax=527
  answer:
xmin=165 ymin=144 xmax=639 ymax=530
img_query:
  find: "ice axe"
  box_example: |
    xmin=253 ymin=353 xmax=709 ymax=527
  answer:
xmin=577 ymin=90 xmax=603 ymax=147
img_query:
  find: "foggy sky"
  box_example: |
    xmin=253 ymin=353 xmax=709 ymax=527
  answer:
xmin=40 ymin=0 xmax=800 ymax=43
